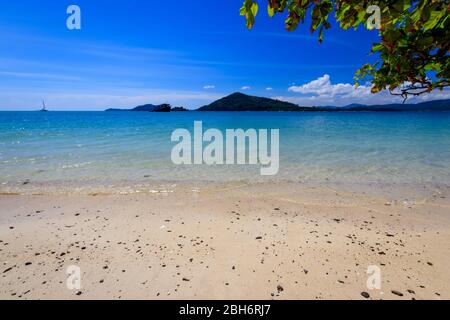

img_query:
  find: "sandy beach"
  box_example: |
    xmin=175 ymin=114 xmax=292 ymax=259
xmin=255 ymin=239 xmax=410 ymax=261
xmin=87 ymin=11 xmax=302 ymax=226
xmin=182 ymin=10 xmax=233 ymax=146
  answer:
xmin=1 ymin=0 xmax=450 ymax=307
xmin=1 ymin=182 xmax=449 ymax=300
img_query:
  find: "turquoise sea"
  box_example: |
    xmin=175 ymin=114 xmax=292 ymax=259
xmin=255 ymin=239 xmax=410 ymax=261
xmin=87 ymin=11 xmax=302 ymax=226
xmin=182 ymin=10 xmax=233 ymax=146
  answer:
xmin=1 ymin=111 xmax=450 ymax=194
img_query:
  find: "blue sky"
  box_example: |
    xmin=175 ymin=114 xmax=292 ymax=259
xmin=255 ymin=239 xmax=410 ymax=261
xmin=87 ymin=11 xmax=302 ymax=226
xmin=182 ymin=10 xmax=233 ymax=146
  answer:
xmin=0 ymin=0 xmax=447 ymax=110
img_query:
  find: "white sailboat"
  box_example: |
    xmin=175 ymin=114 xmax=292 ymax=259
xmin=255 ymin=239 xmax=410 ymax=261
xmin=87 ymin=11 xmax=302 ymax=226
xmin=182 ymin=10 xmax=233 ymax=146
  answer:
xmin=40 ymin=100 xmax=48 ymax=112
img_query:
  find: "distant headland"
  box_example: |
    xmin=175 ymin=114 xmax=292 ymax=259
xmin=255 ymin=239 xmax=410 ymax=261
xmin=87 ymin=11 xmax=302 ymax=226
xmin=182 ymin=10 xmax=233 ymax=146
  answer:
xmin=106 ymin=103 xmax=188 ymax=113
xmin=105 ymin=92 xmax=450 ymax=112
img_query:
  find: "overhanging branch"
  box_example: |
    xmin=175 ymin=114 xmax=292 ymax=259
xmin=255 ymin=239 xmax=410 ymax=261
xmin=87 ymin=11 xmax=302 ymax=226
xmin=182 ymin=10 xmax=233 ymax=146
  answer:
xmin=389 ymin=82 xmax=450 ymax=103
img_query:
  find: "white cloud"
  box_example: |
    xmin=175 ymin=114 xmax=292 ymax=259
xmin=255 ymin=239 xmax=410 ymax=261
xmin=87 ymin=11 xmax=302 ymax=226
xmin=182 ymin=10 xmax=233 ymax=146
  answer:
xmin=266 ymin=87 xmax=273 ymax=91
xmin=241 ymin=86 xmax=251 ymax=90
xmin=203 ymin=85 xmax=215 ymax=90
xmin=281 ymin=74 xmax=450 ymax=107
xmin=288 ymin=74 xmax=370 ymax=98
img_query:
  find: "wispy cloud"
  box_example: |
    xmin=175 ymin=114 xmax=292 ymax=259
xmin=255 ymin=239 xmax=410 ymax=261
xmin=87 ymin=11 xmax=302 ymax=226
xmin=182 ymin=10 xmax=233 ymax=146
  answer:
xmin=203 ymin=85 xmax=216 ymax=89
xmin=266 ymin=87 xmax=273 ymax=91
xmin=204 ymin=31 xmax=354 ymax=48
xmin=0 ymin=30 xmax=218 ymax=75
xmin=241 ymin=86 xmax=251 ymax=90
xmin=0 ymin=88 xmax=224 ymax=111
xmin=0 ymin=70 xmax=82 ymax=81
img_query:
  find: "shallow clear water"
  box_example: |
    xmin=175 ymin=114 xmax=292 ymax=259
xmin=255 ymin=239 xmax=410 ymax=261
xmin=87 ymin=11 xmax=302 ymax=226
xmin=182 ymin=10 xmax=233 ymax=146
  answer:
xmin=1 ymin=111 xmax=450 ymax=192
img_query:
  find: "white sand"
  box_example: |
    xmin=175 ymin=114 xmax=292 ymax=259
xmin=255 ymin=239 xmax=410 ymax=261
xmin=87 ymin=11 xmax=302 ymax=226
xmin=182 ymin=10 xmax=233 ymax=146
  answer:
xmin=1 ymin=182 xmax=449 ymax=300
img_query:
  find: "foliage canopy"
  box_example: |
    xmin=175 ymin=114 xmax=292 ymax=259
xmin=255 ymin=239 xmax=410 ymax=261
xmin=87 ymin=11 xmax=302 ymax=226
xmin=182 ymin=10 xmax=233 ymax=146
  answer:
xmin=240 ymin=0 xmax=450 ymax=101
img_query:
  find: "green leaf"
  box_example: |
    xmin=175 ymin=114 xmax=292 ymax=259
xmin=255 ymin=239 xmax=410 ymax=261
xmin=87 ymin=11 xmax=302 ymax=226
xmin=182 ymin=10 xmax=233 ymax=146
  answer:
xmin=238 ymin=0 xmax=450 ymax=100
xmin=251 ymin=2 xmax=259 ymax=17
xmin=423 ymin=11 xmax=443 ymax=31
xmin=240 ymin=0 xmax=259 ymax=29
xmin=268 ymin=4 xmax=275 ymax=17
xmin=318 ymin=26 xmax=324 ymax=43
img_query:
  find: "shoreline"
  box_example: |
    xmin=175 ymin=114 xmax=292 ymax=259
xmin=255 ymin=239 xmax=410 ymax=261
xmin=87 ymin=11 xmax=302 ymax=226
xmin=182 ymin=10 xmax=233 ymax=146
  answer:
xmin=1 ymin=182 xmax=449 ymax=300
xmin=1 ymin=179 xmax=449 ymax=202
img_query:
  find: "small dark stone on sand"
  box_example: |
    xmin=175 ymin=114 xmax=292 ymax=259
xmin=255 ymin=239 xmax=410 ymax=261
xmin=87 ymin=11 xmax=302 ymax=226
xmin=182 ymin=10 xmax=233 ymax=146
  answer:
xmin=391 ymin=290 xmax=404 ymax=297
xmin=256 ymin=236 xmax=263 ymax=240
xmin=182 ymin=278 xmax=190 ymax=282
xmin=25 ymin=262 xmax=32 ymax=266
xmin=3 ymin=267 xmax=13 ymax=273
xmin=361 ymin=292 xmax=370 ymax=299
xmin=277 ymin=285 xmax=284 ymax=293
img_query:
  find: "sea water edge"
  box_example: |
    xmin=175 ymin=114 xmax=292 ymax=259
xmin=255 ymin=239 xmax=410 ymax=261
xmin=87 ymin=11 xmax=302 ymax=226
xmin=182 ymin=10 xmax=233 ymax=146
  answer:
xmin=0 ymin=111 xmax=449 ymax=198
